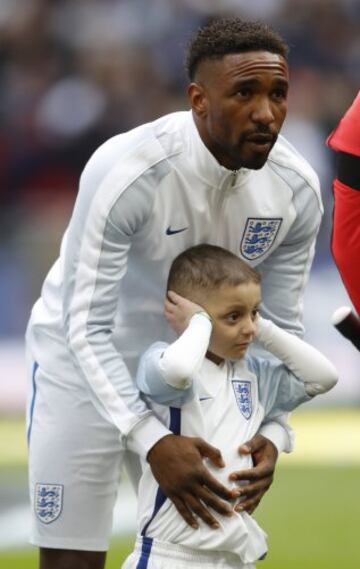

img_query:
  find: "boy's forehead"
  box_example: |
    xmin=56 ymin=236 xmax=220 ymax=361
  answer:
xmin=205 ymin=281 xmax=261 ymax=307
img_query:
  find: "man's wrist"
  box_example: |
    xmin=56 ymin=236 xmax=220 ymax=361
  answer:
xmin=126 ymin=414 xmax=171 ymax=459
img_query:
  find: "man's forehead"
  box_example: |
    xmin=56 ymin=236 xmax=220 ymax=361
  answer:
xmin=197 ymin=51 xmax=289 ymax=82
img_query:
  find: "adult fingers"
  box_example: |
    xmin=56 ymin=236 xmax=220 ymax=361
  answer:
xmin=196 ymin=438 xmax=225 ymax=468
xmin=171 ymin=496 xmax=199 ymax=529
xmin=238 ymin=433 xmax=268 ymax=455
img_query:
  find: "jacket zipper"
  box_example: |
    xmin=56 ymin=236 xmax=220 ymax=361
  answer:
xmin=213 ymin=171 xmax=237 ymax=243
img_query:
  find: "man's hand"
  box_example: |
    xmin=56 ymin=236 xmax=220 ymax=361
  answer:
xmin=229 ymin=434 xmax=278 ymax=514
xmin=147 ymin=434 xmax=240 ymax=529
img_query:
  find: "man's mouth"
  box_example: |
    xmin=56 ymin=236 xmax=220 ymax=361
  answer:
xmin=244 ymin=133 xmax=275 ymax=149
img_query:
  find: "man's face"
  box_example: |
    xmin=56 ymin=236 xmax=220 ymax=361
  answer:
xmin=196 ymin=281 xmax=261 ymax=364
xmin=188 ymin=51 xmax=289 ymax=170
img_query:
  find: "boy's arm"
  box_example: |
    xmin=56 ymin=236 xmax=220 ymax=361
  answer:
xmin=136 ymin=306 xmax=212 ymax=405
xmin=256 ymin=316 xmax=338 ymax=396
xmin=159 ymin=312 xmax=212 ymax=389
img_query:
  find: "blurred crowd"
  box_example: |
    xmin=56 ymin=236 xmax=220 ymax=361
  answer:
xmin=1 ymin=0 xmax=359 ymax=337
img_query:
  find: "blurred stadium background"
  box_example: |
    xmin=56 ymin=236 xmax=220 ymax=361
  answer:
xmin=0 ymin=1 xmax=359 ymax=567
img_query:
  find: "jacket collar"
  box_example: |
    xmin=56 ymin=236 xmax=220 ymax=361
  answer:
xmin=185 ymin=111 xmax=252 ymax=187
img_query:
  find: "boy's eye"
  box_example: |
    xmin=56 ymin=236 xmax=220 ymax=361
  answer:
xmin=251 ymin=308 xmax=259 ymax=320
xmin=227 ymin=312 xmax=240 ymax=322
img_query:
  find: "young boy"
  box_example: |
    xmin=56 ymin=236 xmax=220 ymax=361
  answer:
xmin=122 ymin=244 xmax=338 ymax=569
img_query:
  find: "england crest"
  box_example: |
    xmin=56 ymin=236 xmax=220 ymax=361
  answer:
xmin=240 ymin=218 xmax=282 ymax=260
xmin=35 ymin=483 xmax=63 ymax=524
xmin=232 ymin=380 xmax=252 ymax=420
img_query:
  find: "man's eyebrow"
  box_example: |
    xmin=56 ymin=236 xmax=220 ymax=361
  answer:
xmin=232 ymin=77 xmax=289 ymax=87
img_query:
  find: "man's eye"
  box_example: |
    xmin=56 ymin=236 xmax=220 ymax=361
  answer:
xmin=272 ymin=89 xmax=287 ymax=101
xmin=236 ymin=88 xmax=252 ymax=98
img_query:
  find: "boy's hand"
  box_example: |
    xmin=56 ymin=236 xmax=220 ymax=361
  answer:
xmin=165 ymin=290 xmax=207 ymax=335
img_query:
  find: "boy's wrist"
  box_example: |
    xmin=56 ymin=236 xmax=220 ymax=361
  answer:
xmin=193 ymin=310 xmax=212 ymax=323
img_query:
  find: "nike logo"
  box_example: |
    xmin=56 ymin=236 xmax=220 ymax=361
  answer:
xmin=166 ymin=225 xmax=188 ymax=235
xmin=199 ymin=396 xmax=213 ymax=402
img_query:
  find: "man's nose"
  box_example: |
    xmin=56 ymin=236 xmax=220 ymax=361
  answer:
xmin=251 ymin=97 xmax=275 ymax=126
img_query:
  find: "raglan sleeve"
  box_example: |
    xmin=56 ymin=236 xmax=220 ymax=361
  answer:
xmin=62 ymin=137 xmax=171 ymax=459
xmin=257 ymin=169 xmax=323 ymax=338
xmin=253 ymin=316 xmax=338 ymax=419
xmin=252 ymin=169 xmax=322 ymax=451
xmin=136 ymin=313 xmax=212 ymax=407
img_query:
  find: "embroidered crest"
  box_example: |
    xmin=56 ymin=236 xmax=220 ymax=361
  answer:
xmin=240 ymin=218 xmax=282 ymax=260
xmin=232 ymin=380 xmax=252 ymax=420
xmin=35 ymin=483 xmax=63 ymax=524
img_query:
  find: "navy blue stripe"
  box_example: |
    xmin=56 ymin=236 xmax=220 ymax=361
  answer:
xmin=27 ymin=362 xmax=39 ymax=445
xmin=135 ymin=536 xmax=153 ymax=569
xmin=136 ymin=407 xmax=181 ymax=568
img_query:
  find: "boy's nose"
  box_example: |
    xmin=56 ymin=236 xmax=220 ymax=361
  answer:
xmin=243 ymin=316 xmax=256 ymax=335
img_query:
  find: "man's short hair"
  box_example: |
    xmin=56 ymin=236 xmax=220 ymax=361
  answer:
xmin=167 ymin=244 xmax=261 ymax=299
xmin=185 ymin=17 xmax=289 ymax=80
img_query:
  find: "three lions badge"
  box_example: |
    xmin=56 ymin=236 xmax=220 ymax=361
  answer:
xmin=241 ymin=218 xmax=282 ymax=260
xmin=232 ymin=380 xmax=252 ymax=420
xmin=35 ymin=483 xmax=63 ymax=524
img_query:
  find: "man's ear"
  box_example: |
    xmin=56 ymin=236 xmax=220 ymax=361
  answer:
xmin=187 ymin=82 xmax=208 ymax=118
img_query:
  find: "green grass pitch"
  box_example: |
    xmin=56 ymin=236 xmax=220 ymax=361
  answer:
xmin=1 ymin=411 xmax=359 ymax=568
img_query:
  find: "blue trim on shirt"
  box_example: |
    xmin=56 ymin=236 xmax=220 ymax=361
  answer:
xmin=27 ymin=362 xmax=39 ymax=445
xmin=135 ymin=536 xmax=153 ymax=569
xmin=136 ymin=407 xmax=181 ymax=569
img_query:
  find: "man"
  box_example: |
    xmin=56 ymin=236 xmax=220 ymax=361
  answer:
xmin=327 ymin=91 xmax=360 ymax=350
xmin=327 ymin=91 xmax=360 ymax=315
xmin=26 ymin=18 xmax=322 ymax=569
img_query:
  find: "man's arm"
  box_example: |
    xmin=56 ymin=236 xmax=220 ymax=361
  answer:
xmin=62 ymin=137 xmax=236 ymax=528
xmin=229 ymin=175 xmax=323 ymax=510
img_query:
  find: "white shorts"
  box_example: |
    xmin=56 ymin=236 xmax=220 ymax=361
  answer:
xmin=122 ymin=538 xmax=255 ymax=569
xmin=26 ymin=356 xmax=141 ymax=551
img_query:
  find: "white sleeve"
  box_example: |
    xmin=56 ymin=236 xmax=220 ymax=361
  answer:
xmin=62 ymin=135 xmax=173 ymax=459
xmin=256 ymin=316 xmax=338 ymax=396
xmin=258 ymin=416 xmax=294 ymax=454
xmin=159 ymin=312 xmax=212 ymax=389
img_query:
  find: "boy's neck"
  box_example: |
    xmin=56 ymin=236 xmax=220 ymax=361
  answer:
xmin=206 ymin=350 xmax=224 ymax=366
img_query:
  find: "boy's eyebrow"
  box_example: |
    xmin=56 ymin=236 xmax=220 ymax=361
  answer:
xmin=222 ymin=301 xmax=262 ymax=312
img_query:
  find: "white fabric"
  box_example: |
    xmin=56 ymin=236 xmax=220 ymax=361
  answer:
xmin=131 ymin=316 xmax=337 ymax=565
xmin=159 ymin=313 xmax=212 ymax=388
xmin=255 ymin=316 xmax=338 ymax=396
xmin=25 ymin=110 xmax=322 ymax=548
xmin=122 ymin=538 xmax=256 ymax=569
xmin=136 ymin=357 xmax=269 ymax=565
xmin=26 ymin=111 xmax=322 ymax=449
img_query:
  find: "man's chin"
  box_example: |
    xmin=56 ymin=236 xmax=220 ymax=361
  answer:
xmin=242 ymin=154 xmax=269 ymax=170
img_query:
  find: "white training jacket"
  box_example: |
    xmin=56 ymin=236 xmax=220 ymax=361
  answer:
xmin=26 ymin=110 xmax=323 ymax=458
xmin=132 ymin=313 xmax=337 ymax=564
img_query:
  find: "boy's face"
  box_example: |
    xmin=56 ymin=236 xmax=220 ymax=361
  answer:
xmin=199 ymin=281 xmax=261 ymax=363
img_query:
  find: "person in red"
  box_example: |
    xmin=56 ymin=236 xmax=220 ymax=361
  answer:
xmin=327 ymin=91 xmax=360 ymax=348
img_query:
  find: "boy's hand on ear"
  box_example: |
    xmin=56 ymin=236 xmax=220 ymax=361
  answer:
xmin=165 ymin=290 xmax=207 ymax=335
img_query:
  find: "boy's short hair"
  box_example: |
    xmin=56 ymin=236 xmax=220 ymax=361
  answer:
xmin=167 ymin=244 xmax=261 ymax=299
xmin=185 ymin=17 xmax=289 ymax=80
